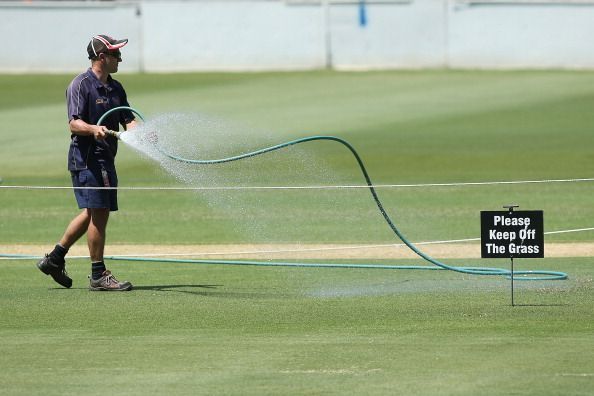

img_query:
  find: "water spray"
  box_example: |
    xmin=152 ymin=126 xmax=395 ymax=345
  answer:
xmin=97 ymin=106 xmax=567 ymax=281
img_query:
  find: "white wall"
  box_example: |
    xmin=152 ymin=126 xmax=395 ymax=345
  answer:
xmin=448 ymin=1 xmax=594 ymax=69
xmin=141 ymin=2 xmax=325 ymax=71
xmin=330 ymin=1 xmax=446 ymax=69
xmin=1 ymin=0 xmax=594 ymax=72
xmin=0 ymin=2 xmax=142 ymax=73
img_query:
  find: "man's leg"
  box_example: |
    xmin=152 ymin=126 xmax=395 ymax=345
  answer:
xmin=36 ymin=210 xmax=90 ymax=288
xmin=88 ymin=207 xmax=109 ymax=280
xmin=59 ymin=209 xmax=92 ymax=250
xmin=87 ymin=207 xmax=132 ymax=291
xmin=87 ymin=208 xmax=109 ymax=263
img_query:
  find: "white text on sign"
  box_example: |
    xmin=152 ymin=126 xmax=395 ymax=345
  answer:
xmin=493 ymin=216 xmax=531 ymax=227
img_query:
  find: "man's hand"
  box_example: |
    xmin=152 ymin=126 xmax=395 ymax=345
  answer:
xmin=92 ymin=125 xmax=109 ymax=140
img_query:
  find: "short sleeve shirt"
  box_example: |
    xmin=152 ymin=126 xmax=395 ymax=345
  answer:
xmin=66 ymin=68 xmax=135 ymax=171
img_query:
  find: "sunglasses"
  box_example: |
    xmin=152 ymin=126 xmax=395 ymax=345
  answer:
xmin=103 ymin=51 xmax=122 ymax=60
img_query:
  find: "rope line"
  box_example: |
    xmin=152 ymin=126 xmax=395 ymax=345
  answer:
xmin=2 ymin=177 xmax=593 ymax=191
xmin=0 ymin=226 xmax=591 ymax=261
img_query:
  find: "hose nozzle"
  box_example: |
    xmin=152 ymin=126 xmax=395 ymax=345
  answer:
xmin=105 ymin=130 xmax=122 ymax=140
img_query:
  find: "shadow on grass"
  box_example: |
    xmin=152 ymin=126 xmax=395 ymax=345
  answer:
xmin=49 ymin=284 xmax=219 ymax=294
xmin=134 ymin=284 xmax=221 ymax=291
xmin=48 ymin=284 xmax=286 ymax=298
xmin=513 ymin=304 xmax=571 ymax=307
xmin=134 ymin=284 xmax=287 ymax=299
xmin=134 ymin=284 xmax=222 ymax=296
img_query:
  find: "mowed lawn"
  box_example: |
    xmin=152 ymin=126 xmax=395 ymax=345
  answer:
xmin=0 ymin=71 xmax=593 ymax=395
xmin=1 ymin=258 xmax=593 ymax=396
xmin=1 ymin=71 xmax=594 ymax=245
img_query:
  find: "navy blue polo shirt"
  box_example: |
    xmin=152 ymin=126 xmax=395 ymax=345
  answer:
xmin=66 ymin=68 xmax=134 ymax=171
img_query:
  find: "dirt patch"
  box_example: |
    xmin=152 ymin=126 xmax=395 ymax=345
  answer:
xmin=2 ymin=243 xmax=593 ymax=260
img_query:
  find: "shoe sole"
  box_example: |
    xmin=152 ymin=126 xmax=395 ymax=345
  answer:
xmin=89 ymin=284 xmax=133 ymax=292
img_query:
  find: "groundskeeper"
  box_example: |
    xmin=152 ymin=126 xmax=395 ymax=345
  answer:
xmin=37 ymin=34 xmax=137 ymax=291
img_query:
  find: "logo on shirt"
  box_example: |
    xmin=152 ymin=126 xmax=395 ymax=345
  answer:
xmin=96 ymin=98 xmax=108 ymax=105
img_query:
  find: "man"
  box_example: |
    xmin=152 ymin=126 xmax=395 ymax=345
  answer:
xmin=37 ymin=34 xmax=137 ymax=291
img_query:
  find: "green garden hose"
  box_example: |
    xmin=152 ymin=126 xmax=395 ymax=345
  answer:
xmin=98 ymin=106 xmax=567 ymax=280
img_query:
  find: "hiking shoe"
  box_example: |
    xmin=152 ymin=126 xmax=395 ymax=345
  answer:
xmin=89 ymin=270 xmax=132 ymax=291
xmin=37 ymin=254 xmax=72 ymax=288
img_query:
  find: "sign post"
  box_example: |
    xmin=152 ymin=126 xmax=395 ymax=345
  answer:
xmin=480 ymin=206 xmax=544 ymax=306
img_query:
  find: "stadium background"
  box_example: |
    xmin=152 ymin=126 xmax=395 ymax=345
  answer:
xmin=2 ymin=0 xmax=594 ymax=73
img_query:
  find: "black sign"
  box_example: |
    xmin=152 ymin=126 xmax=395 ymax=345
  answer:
xmin=481 ymin=211 xmax=544 ymax=258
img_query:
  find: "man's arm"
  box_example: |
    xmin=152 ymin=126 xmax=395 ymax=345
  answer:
xmin=69 ymin=118 xmax=108 ymax=140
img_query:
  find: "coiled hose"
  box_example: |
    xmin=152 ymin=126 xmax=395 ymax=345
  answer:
xmin=98 ymin=106 xmax=567 ymax=280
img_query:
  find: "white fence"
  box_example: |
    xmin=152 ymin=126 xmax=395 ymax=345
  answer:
xmin=1 ymin=0 xmax=594 ymax=72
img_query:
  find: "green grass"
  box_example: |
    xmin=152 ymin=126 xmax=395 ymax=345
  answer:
xmin=1 ymin=258 xmax=593 ymax=395
xmin=1 ymin=71 xmax=593 ymax=394
xmin=1 ymin=71 xmax=594 ymax=244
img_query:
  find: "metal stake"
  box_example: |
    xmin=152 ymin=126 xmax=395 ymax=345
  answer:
xmin=503 ymin=204 xmax=519 ymax=307
xmin=510 ymin=256 xmax=514 ymax=306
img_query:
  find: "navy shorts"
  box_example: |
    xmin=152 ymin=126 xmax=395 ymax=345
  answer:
xmin=71 ymin=167 xmax=118 ymax=211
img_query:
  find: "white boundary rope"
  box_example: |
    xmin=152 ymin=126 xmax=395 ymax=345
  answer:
xmin=1 ymin=177 xmax=594 ymax=191
xmin=1 ymin=177 xmax=592 ymax=259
